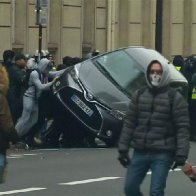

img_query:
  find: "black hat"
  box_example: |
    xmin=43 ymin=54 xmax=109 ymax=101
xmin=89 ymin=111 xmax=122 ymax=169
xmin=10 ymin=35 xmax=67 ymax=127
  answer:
xmin=3 ymin=50 xmax=15 ymax=62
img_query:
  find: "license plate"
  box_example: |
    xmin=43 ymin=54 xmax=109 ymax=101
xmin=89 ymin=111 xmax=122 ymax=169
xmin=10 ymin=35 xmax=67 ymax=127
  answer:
xmin=71 ymin=94 xmax=93 ymax=117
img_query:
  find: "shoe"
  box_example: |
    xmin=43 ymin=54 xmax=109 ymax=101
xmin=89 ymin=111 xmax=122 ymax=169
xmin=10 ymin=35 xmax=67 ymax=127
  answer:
xmin=14 ymin=141 xmax=29 ymax=150
xmin=34 ymin=136 xmax=43 ymax=145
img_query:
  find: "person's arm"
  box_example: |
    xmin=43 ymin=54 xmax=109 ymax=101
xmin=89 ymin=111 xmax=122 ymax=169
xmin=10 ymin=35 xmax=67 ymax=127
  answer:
xmin=31 ymin=70 xmax=55 ymax=91
xmin=118 ymin=90 xmax=139 ymax=152
xmin=173 ymin=92 xmax=190 ymax=158
xmin=48 ymin=69 xmax=65 ymax=78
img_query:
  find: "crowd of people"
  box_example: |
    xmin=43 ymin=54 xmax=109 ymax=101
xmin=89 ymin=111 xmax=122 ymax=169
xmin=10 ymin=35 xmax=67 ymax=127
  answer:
xmin=1 ymin=49 xmax=95 ymax=150
xmin=1 ymin=48 xmax=102 ymax=149
xmin=0 ymin=48 xmax=102 ymax=184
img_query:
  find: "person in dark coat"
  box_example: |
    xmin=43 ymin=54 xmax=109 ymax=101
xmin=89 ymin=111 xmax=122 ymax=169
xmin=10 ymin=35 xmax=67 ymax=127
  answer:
xmin=118 ymin=60 xmax=190 ymax=196
xmin=172 ymin=55 xmax=184 ymax=72
xmin=6 ymin=53 xmax=27 ymax=124
xmin=0 ymin=64 xmax=18 ymax=183
xmin=181 ymin=56 xmax=196 ymax=141
xmin=181 ymin=55 xmax=196 ymax=85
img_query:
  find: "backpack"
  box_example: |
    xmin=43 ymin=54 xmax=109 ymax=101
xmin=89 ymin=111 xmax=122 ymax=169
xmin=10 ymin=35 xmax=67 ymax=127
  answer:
xmin=23 ymin=68 xmax=41 ymax=95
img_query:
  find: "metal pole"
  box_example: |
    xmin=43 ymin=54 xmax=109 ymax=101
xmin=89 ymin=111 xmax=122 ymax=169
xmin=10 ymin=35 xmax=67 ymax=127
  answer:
xmin=155 ymin=0 xmax=163 ymax=53
xmin=38 ymin=24 xmax=42 ymax=61
xmin=36 ymin=0 xmax=42 ymax=62
xmin=107 ymin=0 xmax=112 ymax=51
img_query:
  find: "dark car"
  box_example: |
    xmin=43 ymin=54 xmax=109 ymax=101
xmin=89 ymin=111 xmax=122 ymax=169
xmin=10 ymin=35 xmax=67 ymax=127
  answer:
xmin=52 ymin=46 xmax=188 ymax=147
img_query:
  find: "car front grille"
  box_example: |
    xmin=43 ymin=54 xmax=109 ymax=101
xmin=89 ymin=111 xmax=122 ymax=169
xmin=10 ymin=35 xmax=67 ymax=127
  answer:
xmin=58 ymin=86 xmax=102 ymax=131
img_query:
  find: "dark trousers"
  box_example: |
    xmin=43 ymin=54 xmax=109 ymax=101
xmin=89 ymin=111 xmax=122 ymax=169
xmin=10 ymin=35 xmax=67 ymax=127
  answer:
xmin=8 ymin=96 xmax=23 ymax=125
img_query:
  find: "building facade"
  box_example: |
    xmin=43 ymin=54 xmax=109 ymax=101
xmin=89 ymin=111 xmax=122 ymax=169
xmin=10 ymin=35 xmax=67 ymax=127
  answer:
xmin=0 ymin=0 xmax=195 ymax=64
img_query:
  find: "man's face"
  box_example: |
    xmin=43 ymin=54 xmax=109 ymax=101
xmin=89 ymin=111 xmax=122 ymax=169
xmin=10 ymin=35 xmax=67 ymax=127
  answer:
xmin=16 ymin=59 xmax=27 ymax=69
xmin=149 ymin=63 xmax=163 ymax=86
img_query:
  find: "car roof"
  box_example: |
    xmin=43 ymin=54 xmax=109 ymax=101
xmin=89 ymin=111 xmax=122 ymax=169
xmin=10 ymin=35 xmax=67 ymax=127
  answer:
xmin=125 ymin=47 xmax=187 ymax=83
xmin=96 ymin=46 xmax=187 ymax=84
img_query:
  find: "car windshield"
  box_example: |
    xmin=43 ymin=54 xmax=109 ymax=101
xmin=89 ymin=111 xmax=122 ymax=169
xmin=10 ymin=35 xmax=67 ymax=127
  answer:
xmin=95 ymin=50 xmax=146 ymax=97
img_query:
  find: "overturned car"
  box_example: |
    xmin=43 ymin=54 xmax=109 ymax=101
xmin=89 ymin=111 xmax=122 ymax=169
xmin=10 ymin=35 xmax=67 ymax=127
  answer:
xmin=52 ymin=47 xmax=188 ymax=147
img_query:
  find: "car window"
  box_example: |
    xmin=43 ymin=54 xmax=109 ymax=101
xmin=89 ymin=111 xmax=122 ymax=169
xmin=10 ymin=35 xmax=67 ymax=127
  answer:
xmin=95 ymin=50 xmax=146 ymax=97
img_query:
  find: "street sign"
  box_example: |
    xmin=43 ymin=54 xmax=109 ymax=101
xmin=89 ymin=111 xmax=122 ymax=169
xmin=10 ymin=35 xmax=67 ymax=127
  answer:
xmin=36 ymin=0 xmax=48 ymax=26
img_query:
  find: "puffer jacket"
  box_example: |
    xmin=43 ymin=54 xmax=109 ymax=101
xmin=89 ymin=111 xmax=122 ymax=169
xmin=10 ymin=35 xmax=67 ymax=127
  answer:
xmin=0 ymin=64 xmax=18 ymax=154
xmin=118 ymin=61 xmax=190 ymax=158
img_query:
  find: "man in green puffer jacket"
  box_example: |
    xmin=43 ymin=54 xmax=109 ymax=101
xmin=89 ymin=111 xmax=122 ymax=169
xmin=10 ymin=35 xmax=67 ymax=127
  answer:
xmin=118 ymin=60 xmax=190 ymax=196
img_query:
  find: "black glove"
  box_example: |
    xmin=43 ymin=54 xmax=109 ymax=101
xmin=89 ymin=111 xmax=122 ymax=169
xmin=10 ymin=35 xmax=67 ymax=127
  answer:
xmin=118 ymin=151 xmax=131 ymax=168
xmin=171 ymin=156 xmax=186 ymax=170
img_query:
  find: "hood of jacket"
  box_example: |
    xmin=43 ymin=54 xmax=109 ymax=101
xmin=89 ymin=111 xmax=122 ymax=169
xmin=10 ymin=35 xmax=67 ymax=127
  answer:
xmin=0 ymin=64 xmax=9 ymax=95
xmin=145 ymin=60 xmax=170 ymax=89
xmin=37 ymin=58 xmax=50 ymax=73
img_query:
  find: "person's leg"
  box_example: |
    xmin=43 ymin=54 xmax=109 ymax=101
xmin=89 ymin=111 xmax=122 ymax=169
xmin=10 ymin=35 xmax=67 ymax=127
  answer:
xmin=24 ymin=102 xmax=39 ymax=144
xmin=124 ymin=150 xmax=150 ymax=196
xmin=44 ymin=118 xmax=63 ymax=147
xmin=35 ymin=97 xmax=47 ymax=141
xmin=150 ymin=152 xmax=174 ymax=196
xmin=13 ymin=97 xmax=23 ymax=125
xmin=0 ymin=154 xmax=6 ymax=183
xmin=15 ymin=96 xmax=33 ymax=137
xmin=15 ymin=96 xmax=38 ymax=138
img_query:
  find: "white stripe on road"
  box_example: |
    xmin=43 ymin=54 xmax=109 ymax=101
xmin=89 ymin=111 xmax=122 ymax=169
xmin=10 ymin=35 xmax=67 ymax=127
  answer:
xmin=59 ymin=177 xmax=122 ymax=185
xmin=60 ymin=167 xmax=195 ymax=186
xmin=7 ymin=153 xmax=41 ymax=159
xmin=0 ymin=188 xmax=46 ymax=195
xmin=21 ymin=154 xmax=39 ymax=156
xmin=7 ymin=155 xmax=23 ymax=159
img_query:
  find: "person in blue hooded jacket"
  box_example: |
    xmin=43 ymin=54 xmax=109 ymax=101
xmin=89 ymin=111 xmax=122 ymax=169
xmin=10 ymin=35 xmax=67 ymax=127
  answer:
xmin=118 ymin=60 xmax=190 ymax=196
